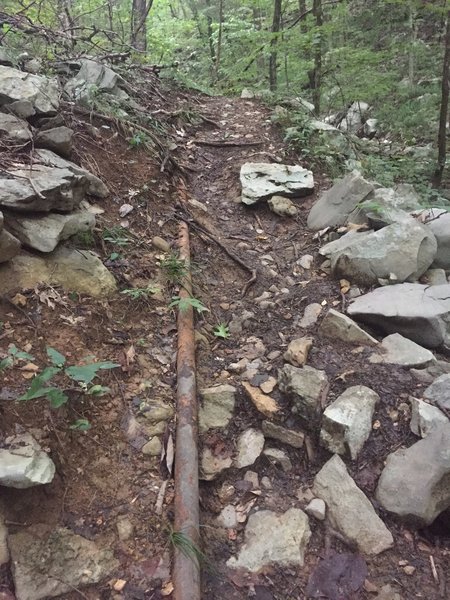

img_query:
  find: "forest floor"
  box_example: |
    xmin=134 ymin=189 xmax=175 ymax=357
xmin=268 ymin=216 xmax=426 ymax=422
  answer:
xmin=1 ymin=79 xmax=449 ymax=600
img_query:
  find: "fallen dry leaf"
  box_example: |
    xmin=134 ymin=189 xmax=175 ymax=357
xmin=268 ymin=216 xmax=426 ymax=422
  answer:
xmin=20 ymin=363 xmax=39 ymax=372
xmin=161 ymin=581 xmax=174 ymax=596
xmin=124 ymin=345 xmax=136 ymax=367
xmin=113 ymin=579 xmax=127 ymax=592
xmin=11 ymin=293 xmax=27 ymax=307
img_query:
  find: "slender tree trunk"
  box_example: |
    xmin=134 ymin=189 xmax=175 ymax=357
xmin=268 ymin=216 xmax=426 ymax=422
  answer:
xmin=214 ymin=0 xmax=224 ymax=82
xmin=299 ymin=0 xmax=307 ymax=34
xmin=269 ymin=0 xmax=282 ymax=91
xmin=58 ymin=0 xmax=75 ymax=48
xmin=312 ymin=0 xmax=323 ymax=115
xmin=131 ymin=0 xmax=153 ymax=51
xmin=434 ymin=10 xmax=450 ymax=186
xmin=408 ymin=1 xmax=417 ymax=87
xmin=204 ymin=0 xmax=216 ymax=66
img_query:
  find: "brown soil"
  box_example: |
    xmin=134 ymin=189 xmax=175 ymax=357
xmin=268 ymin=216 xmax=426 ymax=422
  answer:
xmin=1 ymin=79 xmax=449 ymax=600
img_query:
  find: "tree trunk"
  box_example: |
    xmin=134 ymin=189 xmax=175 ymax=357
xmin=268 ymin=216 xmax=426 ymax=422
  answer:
xmin=434 ymin=10 xmax=450 ymax=187
xmin=269 ymin=0 xmax=282 ymax=91
xmin=131 ymin=0 xmax=153 ymax=51
xmin=299 ymin=0 xmax=307 ymax=34
xmin=214 ymin=0 xmax=224 ymax=82
xmin=408 ymin=1 xmax=417 ymax=87
xmin=204 ymin=0 xmax=216 ymax=65
xmin=312 ymin=0 xmax=323 ymax=115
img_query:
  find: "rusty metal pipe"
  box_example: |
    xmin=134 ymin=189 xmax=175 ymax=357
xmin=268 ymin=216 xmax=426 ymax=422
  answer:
xmin=173 ymin=220 xmax=201 ymax=600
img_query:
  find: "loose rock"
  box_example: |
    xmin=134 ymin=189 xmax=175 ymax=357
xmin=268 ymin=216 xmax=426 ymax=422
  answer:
xmin=263 ymin=447 xmax=292 ymax=472
xmin=234 ymin=428 xmax=265 ymax=469
xmin=268 ymin=195 xmax=298 ymax=217
xmin=370 ymin=333 xmax=435 ymax=368
xmin=314 ymin=455 xmax=393 ymax=555
xmin=319 ymin=309 xmax=377 ymax=345
xmin=35 ymin=126 xmax=74 ymax=158
xmin=409 ymin=397 xmax=449 ymax=438
xmin=278 ymin=364 xmax=328 ymax=422
xmin=226 ymin=508 xmax=311 ymax=572
xmin=320 ymin=386 xmax=379 ymax=459
xmin=261 ymin=420 xmax=304 ymax=448
xmin=240 ymin=162 xmax=314 ymax=205
xmin=298 ymin=303 xmax=322 ymax=328
xmin=0 ymin=112 xmax=31 ymax=142
xmin=0 ymin=65 xmax=59 ymax=115
xmin=199 ymin=384 xmax=236 ymax=432
xmin=0 ymin=433 xmax=55 ymax=489
xmin=305 ymin=498 xmax=326 ymax=521
xmin=283 ymin=337 xmax=313 ymax=366
xmin=0 ymin=228 xmax=21 ymax=263
xmin=200 ymin=448 xmax=232 ymax=481
xmin=376 ymin=423 xmax=450 ymax=525
xmin=242 ymin=382 xmax=279 ymax=417
xmin=423 ymin=374 xmax=450 ymax=411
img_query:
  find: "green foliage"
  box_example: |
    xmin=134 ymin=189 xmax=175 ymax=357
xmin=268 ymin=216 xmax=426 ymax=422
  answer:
xmin=0 ymin=344 xmax=35 ymax=370
xmin=129 ymin=132 xmax=149 ymax=148
xmin=15 ymin=346 xmax=119 ymax=412
xmin=121 ymin=284 xmax=161 ymax=300
xmin=102 ymin=226 xmax=133 ymax=247
xmin=159 ymin=253 xmax=189 ymax=284
xmin=213 ymin=323 xmax=230 ymax=339
xmin=169 ymin=296 xmax=209 ymax=314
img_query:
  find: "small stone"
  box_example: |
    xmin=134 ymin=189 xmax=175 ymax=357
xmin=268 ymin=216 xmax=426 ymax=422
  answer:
xmin=261 ymin=476 xmax=272 ymax=489
xmin=298 ymin=303 xmax=322 ymax=328
xmin=260 ymin=376 xmax=277 ymax=394
xmin=0 ymin=433 xmax=55 ymax=488
xmin=319 ymin=309 xmax=377 ymax=345
xmin=423 ymin=268 xmax=447 ymax=286
xmin=226 ymin=508 xmax=311 ymax=572
xmin=409 ymin=396 xmax=449 ymax=438
xmin=267 ymin=350 xmax=282 ymax=360
xmin=116 ymin=516 xmax=134 ymax=541
xmin=242 ymin=381 xmax=279 ymax=417
xmin=296 ymin=487 xmax=314 ymax=503
xmin=152 ymin=236 xmax=170 ymax=252
xmin=283 ymin=337 xmax=313 ymax=367
xmin=217 ymin=505 xmax=238 ymax=528
xmin=141 ymin=437 xmax=162 ymax=456
xmin=244 ymin=470 xmax=259 ymax=488
xmin=320 ymin=386 xmax=379 ymax=459
xmin=298 ymin=254 xmax=314 ymax=269
xmin=403 ymin=565 xmax=415 ymax=575
xmin=199 ymin=384 xmax=236 ymax=432
xmin=261 ymin=421 xmax=304 ymax=448
xmin=375 ymin=584 xmax=402 ymax=600
xmin=305 ymin=498 xmax=326 ymax=521
xmin=200 ymin=448 xmax=232 ymax=480
xmin=263 ymin=447 xmax=292 ymax=472
xmin=235 ymin=428 xmax=265 ymax=469
xmin=268 ymin=195 xmax=298 ymax=217
xmin=141 ymin=399 xmax=174 ymax=423
xmin=278 ymin=364 xmax=328 ymax=422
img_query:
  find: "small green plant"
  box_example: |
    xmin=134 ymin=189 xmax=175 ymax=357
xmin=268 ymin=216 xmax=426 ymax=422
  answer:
xmin=0 ymin=344 xmax=34 ymax=370
xmin=121 ymin=284 xmax=161 ymax=300
xmin=102 ymin=226 xmax=133 ymax=247
xmin=18 ymin=347 xmax=119 ymax=409
xmin=70 ymin=418 xmax=92 ymax=431
xmin=213 ymin=323 xmax=230 ymax=339
xmin=159 ymin=253 xmax=189 ymax=284
xmin=108 ymin=251 xmax=121 ymax=261
xmin=169 ymin=296 xmax=209 ymax=314
xmin=128 ymin=132 xmax=149 ymax=148
xmin=73 ymin=230 xmax=95 ymax=248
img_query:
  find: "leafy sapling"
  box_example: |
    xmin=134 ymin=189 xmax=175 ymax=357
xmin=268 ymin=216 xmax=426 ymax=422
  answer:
xmin=0 ymin=344 xmax=34 ymax=370
xmin=213 ymin=323 xmax=231 ymax=339
xmin=169 ymin=296 xmax=209 ymax=314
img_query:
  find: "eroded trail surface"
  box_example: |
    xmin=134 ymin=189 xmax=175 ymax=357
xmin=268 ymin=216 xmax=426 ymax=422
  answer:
xmin=0 ymin=87 xmax=448 ymax=600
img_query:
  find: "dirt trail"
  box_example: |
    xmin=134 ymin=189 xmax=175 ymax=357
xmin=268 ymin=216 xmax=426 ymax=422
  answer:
xmin=0 ymin=88 xmax=448 ymax=600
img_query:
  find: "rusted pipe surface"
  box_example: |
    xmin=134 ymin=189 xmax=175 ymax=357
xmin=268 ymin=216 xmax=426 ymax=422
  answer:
xmin=173 ymin=220 xmax=201 ymax=600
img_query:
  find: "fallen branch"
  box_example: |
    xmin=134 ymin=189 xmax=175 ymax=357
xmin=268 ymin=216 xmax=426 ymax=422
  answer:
xmin=193 ymin=139 xmax=263 ymax=147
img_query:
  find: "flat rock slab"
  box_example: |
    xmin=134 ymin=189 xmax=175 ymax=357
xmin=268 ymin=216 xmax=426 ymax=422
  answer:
xmin=423 ymin=374 xmax=450 ymax=411
xmin=307 ymin=171 xmax=374 ymax=230
xmin=370 ymin=333 xmax=435 ymax=368
xmin=376 ymin=423 xmax=450 ymax=525
xmin=261 ymin=420 xmax=304 ymax=448
xmin=240 ymin=162 xmax=314 ymax=205
xmin=278 ymin=364 xmax=328 ymax=422
xmin=0 ymin=248 xmax=117 ymax=298
xmin=319 ymin=309 xmax=377 ymax=345
xmin=330 ymin=221 xmax=437 ymax=286
xmin=226 ymin=508 xmax=311 ymax=572
xmin=199 ymin=384 xmax=236 ymax=432
xmin=347 ymin=283 xmax=450 ymax=349
xmin=0 ymin=65 xmax=59 ymax=115
xmin=3 ymin=210 xmax=95 ymax=253
xmin=320 ymin=386 xmax=379 ymax=459
xmin=0 ymin=112 xmax=31 ymax=142
xmin=35 ymin=126 xmax=74 ymax=158
xmin=314 ymin=455 xmax=393 ymax=555
xmin=9 ymin=525 xmax=118 ymax=600
xmin=0 ymin=433 xmax=55 ymax=489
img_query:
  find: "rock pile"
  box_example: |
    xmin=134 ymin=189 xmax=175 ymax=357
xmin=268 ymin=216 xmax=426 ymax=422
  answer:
xmin=0 ymin=62 xmax=115 ymax=296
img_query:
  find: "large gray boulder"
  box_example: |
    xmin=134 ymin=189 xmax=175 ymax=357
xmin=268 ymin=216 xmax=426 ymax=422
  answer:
xmin=350 ymin=185 xmax=422 ymax=228
xmin=347 ymin=283 xmax=450 ymax=348
xmin=423 ymin=374 xmax=450 ymax=411
xmin=64 ymin=59 xmax=127 ymax=106
xmin=313 ymin=455 xmax=393 ymax=555
xmin=3 ymin=210 xmax=95 ymax=253
xmin=337 ymin=101 xmax=370 ymax=133
xmin=307 ymin=171 xmax=374 ymax=230
xmin=0 ymin=65 xmax=59 ymax=115
xmin=320 ymin=386 xmax=379 ymax=459
xmin=240 ymin=162 xmax=314 ymax=205
xmin=226 ymin=508 xmax=311 ymax=572
xmin=0 ymin=434 xmax=55 ymax=489
xmin=376 ymin=423 xmax=450 ymax=525
xmin=330 ymin=220 xmax=437 ymax=285
xmin=0 ymin=212 xmax=21 ymax=262
xmin=418 ymin=209 xmax=450 ymax=269
xmin=0 ymin=112 xmax=31 ymax=142
xmin=278 ymin=364 xmax=328 ymax=422
xmin=9 ymin=525 xmax=118 ymax=600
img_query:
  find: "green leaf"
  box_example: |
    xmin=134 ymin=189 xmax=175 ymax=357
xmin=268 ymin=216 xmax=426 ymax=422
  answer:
xmin=47 ymin=388 xmax=68 ymax=408
xmin=46 ymin=347 xmax=66 ymax=367
xmin=39 ymin=366 xmax=61 ymax=382
xmin=87 ymin=384 xmax=111 ymax=396
xmin=15 ymin=350 xmax=35 ymax=361
xmin=70 ymin=418 xmax=91 ymax=431
xmin=213 ymin=324 xmax=230 ymax=339
xmin=65 ymin=361 xmax=119 ymax=384
xmin=0 ymin=357 xmax=13 ymax=370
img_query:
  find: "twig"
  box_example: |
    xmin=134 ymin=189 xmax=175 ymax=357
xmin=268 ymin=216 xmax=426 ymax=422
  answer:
xmin=155 ymin=479 xmax=169 ymax=515
xmin=430 ymin=555 xmax=439 ymax=584
xmin=193 ymin=139 xmax=264 ymax=147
